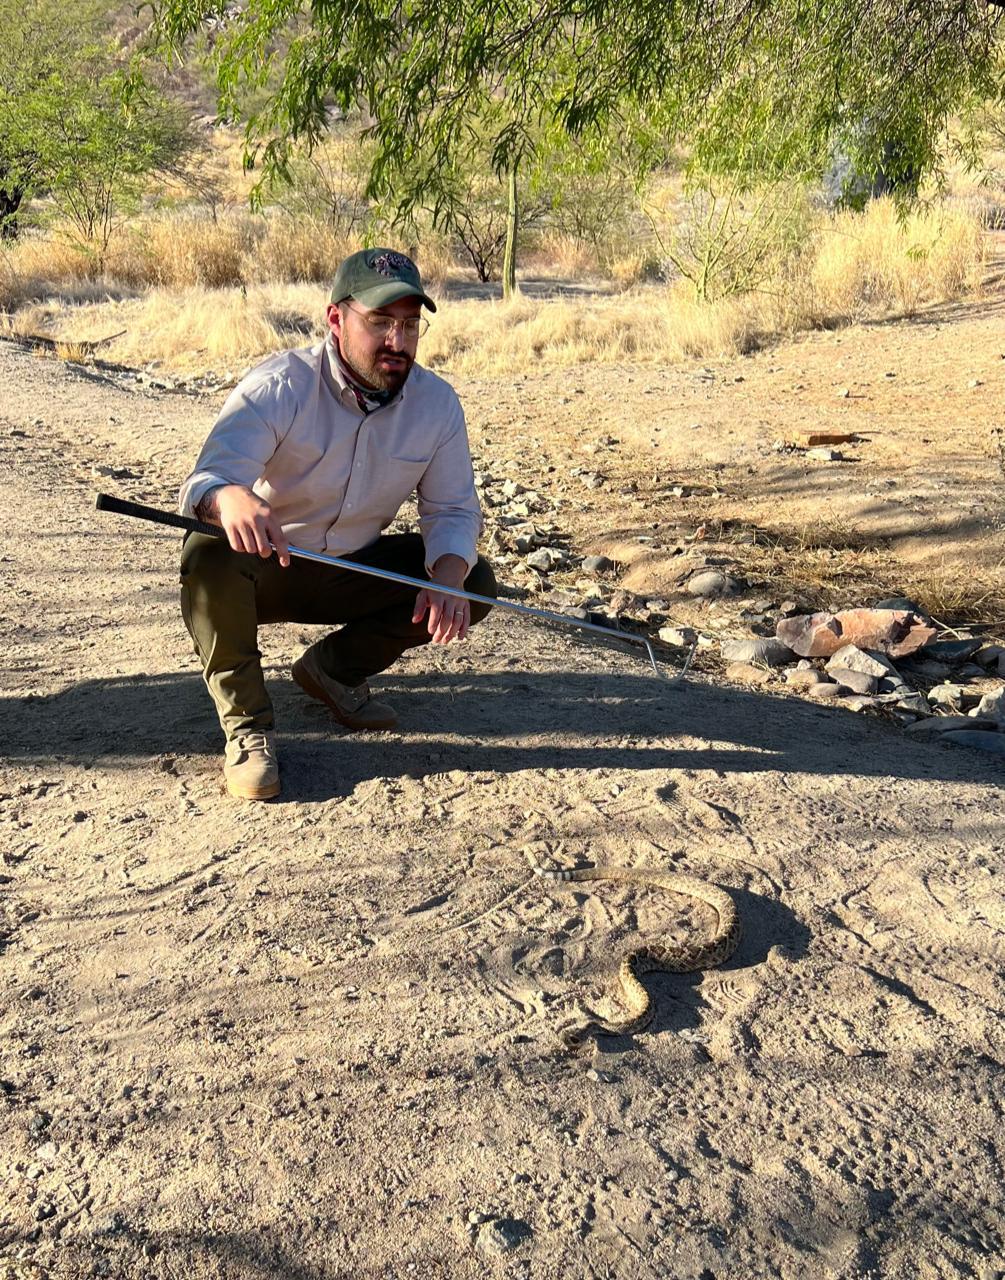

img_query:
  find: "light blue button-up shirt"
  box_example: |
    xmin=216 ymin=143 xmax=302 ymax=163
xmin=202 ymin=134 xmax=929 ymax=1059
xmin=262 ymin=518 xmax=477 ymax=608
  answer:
xmin=179 ymin=338 xmax=482 ymax=572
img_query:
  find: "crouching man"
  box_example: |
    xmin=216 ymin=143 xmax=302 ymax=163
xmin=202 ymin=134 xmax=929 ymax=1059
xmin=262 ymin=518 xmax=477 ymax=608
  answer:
xmin=178 ymin=248 xmax=496 ymax=800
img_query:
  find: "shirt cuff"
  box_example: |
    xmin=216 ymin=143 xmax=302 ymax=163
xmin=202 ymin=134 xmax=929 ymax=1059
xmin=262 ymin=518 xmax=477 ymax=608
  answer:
xmin=179 ymin=473 xmax=230 ymax=518
xmin=423 ymin=536 xmax=479 ymax=578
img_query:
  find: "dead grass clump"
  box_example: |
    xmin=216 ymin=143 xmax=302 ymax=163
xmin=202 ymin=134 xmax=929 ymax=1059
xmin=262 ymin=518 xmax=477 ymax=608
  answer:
xmin=422 ymin=289 xmax=760 ymax=375
xmin=903 ymin=565 xmax=1005 ymax=625
xmin=52 ymin=339 xmax=91 ymax=363
xmin=810 ymin=198 xmax=986 ymax=318
xmin=0 ymin=254 xmax=26 ymax=313
xmin=8 ymin=233 xmax=97 ymax=283
xmin=115 ymin=215 xmax=255 ymax=288
xmin=110 ymin=284 xmax=324 ymax=372
xmin=255 ymin=218 xmax=360 ymax=284
xmin=522 ymin=232 xmax=602 ymax=280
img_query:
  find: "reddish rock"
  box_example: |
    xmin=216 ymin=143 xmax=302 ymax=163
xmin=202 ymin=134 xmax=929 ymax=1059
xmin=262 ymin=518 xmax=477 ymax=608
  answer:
xmin=776 ymin=608 xmax=936 ymax=658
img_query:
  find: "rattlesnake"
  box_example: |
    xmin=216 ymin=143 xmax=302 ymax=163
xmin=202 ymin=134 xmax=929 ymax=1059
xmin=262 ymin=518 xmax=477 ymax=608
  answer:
xmin=535 ymin=865 xmax=741 ymax=1050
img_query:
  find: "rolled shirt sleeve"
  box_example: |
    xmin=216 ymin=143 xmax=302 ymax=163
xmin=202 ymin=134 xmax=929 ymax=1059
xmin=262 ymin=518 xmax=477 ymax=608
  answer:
xmin=417 ymin=407 xmax=483 ymax=575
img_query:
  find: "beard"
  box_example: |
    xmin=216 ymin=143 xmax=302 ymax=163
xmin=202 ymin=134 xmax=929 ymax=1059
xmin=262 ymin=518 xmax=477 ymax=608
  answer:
xmin=337 ymin=329 xmax=415 ymax=395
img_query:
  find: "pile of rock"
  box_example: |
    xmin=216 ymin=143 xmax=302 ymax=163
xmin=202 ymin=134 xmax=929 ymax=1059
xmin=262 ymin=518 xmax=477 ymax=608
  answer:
xmin=433 ymin=461 xmax=1004 ymax=760
xmin=720 ymin=603 xmax=1005 ymax=755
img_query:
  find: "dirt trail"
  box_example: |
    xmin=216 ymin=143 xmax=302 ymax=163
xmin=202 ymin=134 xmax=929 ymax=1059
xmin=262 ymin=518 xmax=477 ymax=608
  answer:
xmin=1 ymin=322 xmax=1004 ymax=1280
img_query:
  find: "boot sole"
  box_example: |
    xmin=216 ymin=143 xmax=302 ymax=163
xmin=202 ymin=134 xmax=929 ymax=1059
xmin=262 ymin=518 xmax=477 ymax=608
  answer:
xmin=226 ymin=776 xmax=281 ymax=801
xmin=291 ymin=659 xmax=398 ymax=731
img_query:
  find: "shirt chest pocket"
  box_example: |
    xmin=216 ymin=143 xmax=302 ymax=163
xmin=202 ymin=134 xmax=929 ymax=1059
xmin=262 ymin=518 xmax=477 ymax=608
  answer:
xmin=368 ymin=454 xmax=428 ymax=522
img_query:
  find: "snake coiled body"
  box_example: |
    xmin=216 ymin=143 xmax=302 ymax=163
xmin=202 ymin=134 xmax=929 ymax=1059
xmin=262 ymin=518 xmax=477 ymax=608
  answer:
xmin=537 ymin=865 xmax=741 ymax=1050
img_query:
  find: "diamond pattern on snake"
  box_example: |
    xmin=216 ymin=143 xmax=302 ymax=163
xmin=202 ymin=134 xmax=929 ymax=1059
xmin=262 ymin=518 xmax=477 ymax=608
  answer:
xmin=534 ymin=862 xmax=742 ymax=1050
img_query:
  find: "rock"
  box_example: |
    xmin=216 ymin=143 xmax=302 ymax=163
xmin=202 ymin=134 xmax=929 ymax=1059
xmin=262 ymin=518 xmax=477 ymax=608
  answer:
xmin=974 ymin=645 xmax=1005 ymax=668
xmin=895 ymin=692 xmax=931 ymax=716
xmin=927 ymin=684 xmax=966 ymax=710
xmin=777 ymin=609 xmax=936 ymax=658
xmin=919 ymin=638 xmax=984 ymax=664
xmin=833 ymin=669 xmax=878 ymax=695
xmin=582 ymin=555 xmax=613 ymax=574
xmin=658 ymin=625 xmax=698 ymax=647
xmin=806 ymin=682 xmax=844 ymax=700
xmin=874 ymin=596 xmax=925 ymax=614
xmin=475 ymin=1218 xmax=531 ymax=1256
xmin=726 ymin=662 xmax=772 ymax=686
xmin=468 ymin=1210 xmax=492 ymax=1225
xmin=941 ymin=730 xmax=1005 ymax=756
xmin=785 ymin=668 xmax=829 ymax=687
xmin=525 ymin=548 xmax=566 ymax=573
xmin=900 ymin=658 xmax=952 ymax=680
xmin=903 ymin=715 xmax=998 ymax=739
xmin=974 ymin=688 xmax=1005 ymax=723
xmin=843 ymin=696 xmax=877 ymax=712
xmin=500 ymin=479 xmax=525 ymax=498
xmin=687 ymin=570 xmax=740 ymax=598
xmin=806 ymin=446 xmax=841 ymax=461
xmin=720 ymin=637 xmax=794 ymax=667
xmin=825 ymin=646 xmax=897 ymax=679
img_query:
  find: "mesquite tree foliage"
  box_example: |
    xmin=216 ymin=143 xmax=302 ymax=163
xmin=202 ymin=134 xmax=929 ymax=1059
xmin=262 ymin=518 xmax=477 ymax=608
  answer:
xmin=158 ymin=1 xmax=1005 ymax=207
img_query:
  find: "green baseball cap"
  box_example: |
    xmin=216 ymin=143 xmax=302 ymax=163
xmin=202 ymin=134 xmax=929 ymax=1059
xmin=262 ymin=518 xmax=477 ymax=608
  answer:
xmin=330 ymin=248 xmax=437 ymax=313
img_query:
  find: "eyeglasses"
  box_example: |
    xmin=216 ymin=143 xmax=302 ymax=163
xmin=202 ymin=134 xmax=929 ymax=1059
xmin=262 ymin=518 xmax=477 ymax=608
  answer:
xmin=343 ymin=303 xmax=429 ymax=339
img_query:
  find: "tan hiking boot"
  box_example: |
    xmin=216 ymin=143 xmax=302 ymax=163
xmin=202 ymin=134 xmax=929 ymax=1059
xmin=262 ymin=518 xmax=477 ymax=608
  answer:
xmin=224 ymin=731 xmax=280 ymax=800
xmin=292 ymin=643 xmax=397 ymax=730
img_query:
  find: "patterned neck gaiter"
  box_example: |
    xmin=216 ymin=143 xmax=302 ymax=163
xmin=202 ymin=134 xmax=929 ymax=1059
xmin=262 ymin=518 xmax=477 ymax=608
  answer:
xmin=331 ymin=337 xmax=396 ymax=414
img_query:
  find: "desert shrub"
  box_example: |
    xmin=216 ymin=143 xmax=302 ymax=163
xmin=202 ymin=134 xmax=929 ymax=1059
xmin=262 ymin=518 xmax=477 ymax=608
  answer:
xmin=644 ymin=171 xmax=815 ymax=301
xmin=275 ymin=131 xmax=375 ymax=238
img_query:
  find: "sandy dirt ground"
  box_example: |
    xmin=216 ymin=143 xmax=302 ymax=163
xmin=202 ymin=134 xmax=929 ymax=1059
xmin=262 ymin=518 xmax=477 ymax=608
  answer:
xmin=2 ymin=302 xmax=1004 ymax=1280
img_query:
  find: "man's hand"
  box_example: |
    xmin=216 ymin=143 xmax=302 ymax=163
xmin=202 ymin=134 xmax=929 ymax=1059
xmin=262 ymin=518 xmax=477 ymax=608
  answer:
xmin=198 ymin=484 xmax=290 ymax=567
xmin=413 ymin=554 xmax=470 ymax=644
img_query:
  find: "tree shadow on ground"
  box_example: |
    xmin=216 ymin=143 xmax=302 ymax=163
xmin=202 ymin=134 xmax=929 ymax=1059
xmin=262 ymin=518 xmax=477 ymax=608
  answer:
xmin=4 ymin=663 xmax=999 ymax=796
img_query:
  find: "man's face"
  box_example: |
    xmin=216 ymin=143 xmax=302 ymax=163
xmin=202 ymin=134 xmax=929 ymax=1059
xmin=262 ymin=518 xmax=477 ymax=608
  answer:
xmin=326 ymin=295 xmax=423 ymax=394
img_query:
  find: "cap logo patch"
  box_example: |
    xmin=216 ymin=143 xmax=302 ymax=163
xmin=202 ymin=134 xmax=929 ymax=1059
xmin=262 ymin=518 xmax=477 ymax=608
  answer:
xmin=371 ymin=251 xmax=414 ymax=278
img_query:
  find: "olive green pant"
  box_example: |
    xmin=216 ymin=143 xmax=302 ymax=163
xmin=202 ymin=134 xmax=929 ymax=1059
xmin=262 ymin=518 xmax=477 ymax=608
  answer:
xmin=180 ymin=532 xmax=497 ymax=739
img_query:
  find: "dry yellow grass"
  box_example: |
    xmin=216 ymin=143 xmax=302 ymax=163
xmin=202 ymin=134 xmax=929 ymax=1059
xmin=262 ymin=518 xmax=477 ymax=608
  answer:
xmin=421 ymin=288 xmax=761 ymax=374
xmin=809 ymin=199 xmax=986 ymax=318
xmin=0 ymin=196 xmax=988 ymax=378
xmin=2 ymin=212 xmax=364 ymax=296
xmin=14 ymin=285 xmax=323 ymax=374
xmin=903 ymin=562 xmax=1005 ymax=624
xmin=521 ymin=232 xmax=603 ymax=280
